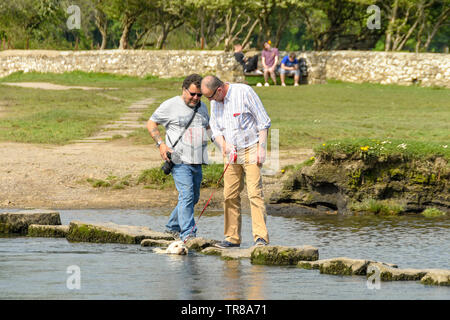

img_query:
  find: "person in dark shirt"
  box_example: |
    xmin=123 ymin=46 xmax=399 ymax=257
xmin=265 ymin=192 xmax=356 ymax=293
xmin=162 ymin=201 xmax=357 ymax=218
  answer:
xmin=233 ymin=44 xmax=260 ymax=73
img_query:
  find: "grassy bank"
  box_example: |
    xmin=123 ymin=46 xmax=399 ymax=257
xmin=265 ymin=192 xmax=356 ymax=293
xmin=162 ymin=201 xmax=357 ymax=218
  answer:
xmin=0 ymin=72 xmax=448 ymax=150
xmin=0 ymin=71 xmax=180 ymax=144
xmin=87 ymin=163 xmax=225 ymax=190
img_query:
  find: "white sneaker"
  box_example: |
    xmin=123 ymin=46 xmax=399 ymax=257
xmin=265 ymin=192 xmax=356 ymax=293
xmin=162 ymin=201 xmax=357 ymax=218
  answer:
xmin=294 ymin=83 xmax=299 ymax=86
xmin=281 ymin=83 xmax=286 ymax=87
xmin=264 ymin=83 xmax=270 ymax=87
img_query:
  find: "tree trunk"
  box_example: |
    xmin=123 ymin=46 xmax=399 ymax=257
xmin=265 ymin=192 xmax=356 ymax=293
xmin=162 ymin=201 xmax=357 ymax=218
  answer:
xmin=100 ymin=29 xmax=107 ymax=50
xmin=384 ymin=0 xmax=399 ymax=51
xmin=95 ymin=9 xmax=108 ymax=50
xmin=119 ymin=17 xmax=135 ymax=49
xmin=242 ymin=19 xmax=259 ymax=49
xmin=157 ymin=25 xmax=168 ymax=49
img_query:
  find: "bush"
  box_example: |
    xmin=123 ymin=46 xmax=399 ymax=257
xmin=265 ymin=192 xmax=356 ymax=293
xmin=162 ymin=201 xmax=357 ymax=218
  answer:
xmin=422 ymin=208 xmax=447 ymax=217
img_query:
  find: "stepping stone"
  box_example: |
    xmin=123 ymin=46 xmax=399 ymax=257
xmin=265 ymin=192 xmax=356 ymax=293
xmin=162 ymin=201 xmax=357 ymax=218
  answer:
xmin=0 ymin=209 xmax=61 ymax=234
xmin=66 ymin=221 xmax=174 ymax=244
xmin=420 ymin=269 xmax=450 ymax=286
xmin=251 ymin=245 xmax=319 ymax=265
xmin=200 ymin=246 xmax=260 ymax=260
xmin=184 ymin=237 xmax=219 ymax=251
xmin=298 ymin=258 xmax=398 ymax=276
xmin=366 ymin=262 xmax=430 ymax=281
xmin=28 ymin=224 xmax=69 ymax=238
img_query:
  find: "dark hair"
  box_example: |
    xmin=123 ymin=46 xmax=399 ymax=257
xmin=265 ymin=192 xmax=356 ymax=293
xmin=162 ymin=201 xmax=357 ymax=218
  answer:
xmin=289 ymin=52 xmax=296 ymax=59
xmin=182 ymin=74 xmax=203 ymax=90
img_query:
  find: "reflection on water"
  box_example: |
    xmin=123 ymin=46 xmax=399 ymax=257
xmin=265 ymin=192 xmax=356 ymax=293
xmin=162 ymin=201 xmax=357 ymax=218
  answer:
xmin=0 ymin=209 xmax=448 ymax=299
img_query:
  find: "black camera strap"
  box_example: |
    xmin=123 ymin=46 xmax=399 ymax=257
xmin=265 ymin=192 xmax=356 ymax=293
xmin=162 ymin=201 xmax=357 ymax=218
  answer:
xmin=167 ymin=103 xmax=201 ymax=149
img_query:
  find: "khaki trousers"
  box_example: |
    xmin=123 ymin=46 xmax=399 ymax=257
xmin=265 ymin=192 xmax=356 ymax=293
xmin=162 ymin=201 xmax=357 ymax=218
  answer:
xmin=223 ymin=145 xmax=269 ymax=244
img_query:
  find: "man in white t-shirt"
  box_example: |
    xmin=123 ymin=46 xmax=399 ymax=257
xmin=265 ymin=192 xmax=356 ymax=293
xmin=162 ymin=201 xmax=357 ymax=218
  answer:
xmin=147 ymin=74 xmax=210 ymax=242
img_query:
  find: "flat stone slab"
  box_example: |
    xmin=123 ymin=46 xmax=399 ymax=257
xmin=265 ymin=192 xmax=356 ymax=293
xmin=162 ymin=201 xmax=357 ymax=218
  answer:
xmin=28 ymin=224 xmax=69 ymax=238
xmin=66 ymin=221 xmax=175 ymax=244
xmin=366 ymin=262 xmax=432 ymax=281
xmin=298 ymin=257 xmax=398 ymax=276
xmin=297 ymin=258 xmax=450 ymax=286
xmin=0 ymin=209 xmax=61 ymax=234
xmin=200 ymin=247 xmax=254 ymax=260
xmin=251 ymin=245 xmax=319 ymax=265
xmin=420 ymin=269 xmax=450 ymax=286
xmin=185 ymin=237 xmax=219 ymax=251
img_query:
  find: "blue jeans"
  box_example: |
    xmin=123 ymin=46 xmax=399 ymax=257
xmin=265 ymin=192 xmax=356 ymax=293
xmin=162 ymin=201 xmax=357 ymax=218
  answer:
xmin=166 ymin=164 xmax=202 ymax=241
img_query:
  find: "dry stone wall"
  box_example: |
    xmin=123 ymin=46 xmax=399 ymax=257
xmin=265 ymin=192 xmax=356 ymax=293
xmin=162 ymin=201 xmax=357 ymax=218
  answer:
xmin=0 ymin=49 xmax=244 ymax=83
xmin=280 ymin=50 xmax=449 ymax=87
xmin=0 ymin=49 xmax=448 ymax=88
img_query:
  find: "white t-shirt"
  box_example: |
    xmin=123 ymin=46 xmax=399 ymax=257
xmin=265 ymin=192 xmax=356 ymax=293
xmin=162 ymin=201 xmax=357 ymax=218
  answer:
xmin=150 ymin=96 xmax=210 ymax=164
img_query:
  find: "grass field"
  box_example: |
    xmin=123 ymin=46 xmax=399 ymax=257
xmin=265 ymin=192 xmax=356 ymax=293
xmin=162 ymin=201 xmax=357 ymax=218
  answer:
xmin=0 ymin=71 xmax=448 ymax=159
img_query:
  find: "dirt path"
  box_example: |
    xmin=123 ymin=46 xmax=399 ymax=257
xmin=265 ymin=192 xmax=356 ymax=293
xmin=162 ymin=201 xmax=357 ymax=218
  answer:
xmin=0 ymin=83 xmax=313 ymax=210
xmin=0 ymin=139 xmax=313 ymax=210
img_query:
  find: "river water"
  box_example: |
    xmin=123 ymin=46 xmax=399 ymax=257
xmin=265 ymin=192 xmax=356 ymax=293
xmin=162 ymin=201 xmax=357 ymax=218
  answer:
xmin=0 ymin=208 xmax=449 ymax=299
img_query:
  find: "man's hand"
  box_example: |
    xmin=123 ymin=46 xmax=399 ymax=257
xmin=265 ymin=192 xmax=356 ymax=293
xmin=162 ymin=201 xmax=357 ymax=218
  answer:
xmin=257 ymin=144 xmax=266 ymax=164
xmin=222 ymin=141 xmax=236 ymax=158
xmin=159 ymin=143 xmax=173 ymax=161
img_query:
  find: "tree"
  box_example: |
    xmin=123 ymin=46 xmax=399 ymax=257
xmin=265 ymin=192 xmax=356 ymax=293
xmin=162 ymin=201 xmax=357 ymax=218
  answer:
xmin=102 ymin=0 xmax=148 ymax=49
xmin=299 ymin=0 xmax=380 ymax=51
xmin=382 ymin=0 xmax=449 ymax=52
xmin=414 ymin=0 xmax=450 ymax=52
xmin=0 ymin=0 xmax=62 ymax=49
xmin=92 ymin=0 xmax=109 ymax=49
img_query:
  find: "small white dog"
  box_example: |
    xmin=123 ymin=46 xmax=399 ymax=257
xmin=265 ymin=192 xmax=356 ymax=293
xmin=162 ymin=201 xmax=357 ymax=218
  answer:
xmin=153 ymin=240 xmax=188 ymax=255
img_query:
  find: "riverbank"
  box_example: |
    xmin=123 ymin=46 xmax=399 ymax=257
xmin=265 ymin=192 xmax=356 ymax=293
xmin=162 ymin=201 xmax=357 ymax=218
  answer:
xmin=270 ymin=139 xmax=449 ymax=216
xmin=0 ymin=140 xmax=313 ymax=210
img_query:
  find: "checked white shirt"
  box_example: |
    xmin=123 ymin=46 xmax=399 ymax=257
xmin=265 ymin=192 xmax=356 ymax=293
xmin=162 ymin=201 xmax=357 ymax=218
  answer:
xmin=209 ymin=83 xmax=271 ymax=150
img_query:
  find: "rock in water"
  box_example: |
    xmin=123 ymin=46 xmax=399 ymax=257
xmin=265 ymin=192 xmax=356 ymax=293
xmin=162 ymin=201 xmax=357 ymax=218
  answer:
xmin=66 ymin=220 xmax=174 ymax=244
xmin=0 ymin=209 xmax=61 ymax=234
xmin=251 ymin=245 xmax=319 ymax=265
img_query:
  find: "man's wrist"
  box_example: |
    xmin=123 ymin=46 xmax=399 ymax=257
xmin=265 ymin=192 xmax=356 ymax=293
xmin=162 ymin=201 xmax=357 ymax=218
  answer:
xmin=156 ymin=140 xmax=164 ymax=148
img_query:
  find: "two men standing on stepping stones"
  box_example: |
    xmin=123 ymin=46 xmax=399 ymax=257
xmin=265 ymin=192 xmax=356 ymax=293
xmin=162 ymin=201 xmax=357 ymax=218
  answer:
xmin=147 ymin=74 xmax=271 ymax=248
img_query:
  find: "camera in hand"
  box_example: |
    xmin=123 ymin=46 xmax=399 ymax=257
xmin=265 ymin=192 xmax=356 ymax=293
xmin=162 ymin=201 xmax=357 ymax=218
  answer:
xmin=162 ymin=152 xmax=174 ymax=175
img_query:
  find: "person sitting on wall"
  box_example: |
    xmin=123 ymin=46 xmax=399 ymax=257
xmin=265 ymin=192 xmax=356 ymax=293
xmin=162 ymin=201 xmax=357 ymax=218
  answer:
xmin=261 ymin=40 xmax=279 ymax=86
xmin=279 ymin=52 xmax=300 ymax=87
xmin=233 ymin=44 xmax=261 ymax=74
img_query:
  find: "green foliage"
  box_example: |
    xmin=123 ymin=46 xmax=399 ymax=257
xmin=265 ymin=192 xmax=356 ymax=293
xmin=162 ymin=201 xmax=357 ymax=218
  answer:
xmin=138 ymin=167 xmax=174 ymax=189
xmin=0 ymin=0 xmax=447 ymax=51
xmin=350 ymin=199 xmax=405 ymax=215
xmin=87 ymin=174 xmax=131 ymax=189
xmin=421 ymin=208 xmax=447 ymax=217
xmin=137 ymin=164 xmax=225 ymax=189
xmin=201 ymin=164 xmax=225 ymax=188
xmin=315 ymin=138 xmax=450 ymax=162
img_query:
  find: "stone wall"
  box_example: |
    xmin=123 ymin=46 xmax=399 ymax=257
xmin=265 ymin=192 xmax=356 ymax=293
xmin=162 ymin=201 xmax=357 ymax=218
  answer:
xmin=0 ymin=49 xmax=449 ymax=88
xmin=279 ymin=50 xmax=449 ymax=87
xmin=0 ymin=49 xmax=244 ymax=82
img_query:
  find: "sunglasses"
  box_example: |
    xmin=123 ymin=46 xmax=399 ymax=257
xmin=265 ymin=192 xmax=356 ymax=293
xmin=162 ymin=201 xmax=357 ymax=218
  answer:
xmin=205 ymin=86 xmax=219 ymax=99
xmin=185 ymin=89 xmax=202 ymax=98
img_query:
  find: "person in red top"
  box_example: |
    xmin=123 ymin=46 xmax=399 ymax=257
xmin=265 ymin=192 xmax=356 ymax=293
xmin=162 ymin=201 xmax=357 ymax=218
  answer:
xmin=261 ymin=40 xmax=279 ymax=87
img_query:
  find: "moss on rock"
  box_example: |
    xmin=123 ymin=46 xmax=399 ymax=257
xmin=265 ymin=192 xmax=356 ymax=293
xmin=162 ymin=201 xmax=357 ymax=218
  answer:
xmin=251 ymin=245 xmax=319 ymax=265
xmin=420 ymin=270 xmax=450 ymax=286
xmin=66 ymin=221 xmax=174 ymax=244
xmin=270 ymin=149 xmax=450 ymax=215
xmin=0 ymin=210 xmax=61 ymax=235
xmin=27 ymin=224 xmax=69 ymax=238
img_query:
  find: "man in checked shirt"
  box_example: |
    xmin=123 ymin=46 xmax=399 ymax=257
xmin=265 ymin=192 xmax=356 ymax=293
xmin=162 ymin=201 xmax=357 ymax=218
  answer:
xmin=201 ymin=75 xmax=270 ymax=248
